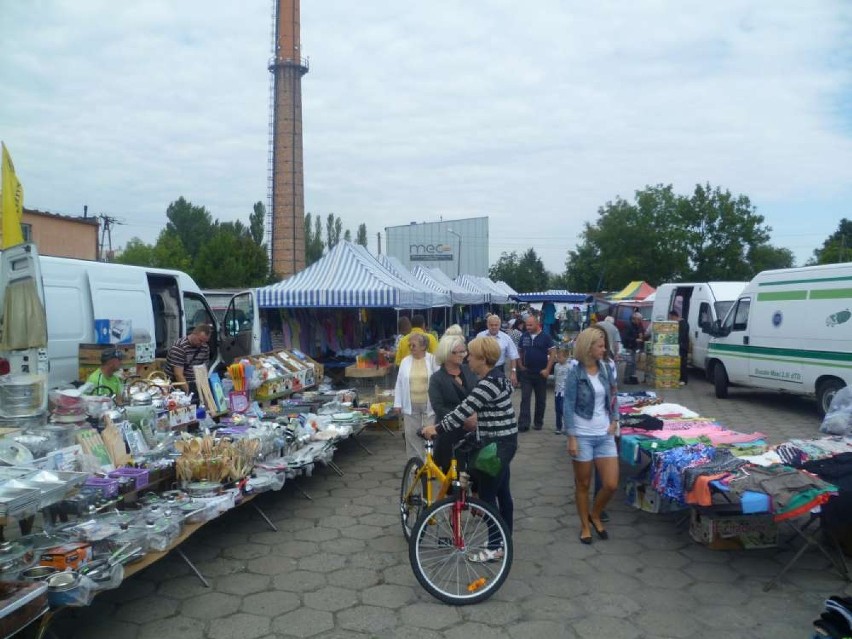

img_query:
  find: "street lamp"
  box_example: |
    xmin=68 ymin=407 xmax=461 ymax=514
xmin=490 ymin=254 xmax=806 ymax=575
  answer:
xmin=447 ymin=228 xmax=461 ymax=278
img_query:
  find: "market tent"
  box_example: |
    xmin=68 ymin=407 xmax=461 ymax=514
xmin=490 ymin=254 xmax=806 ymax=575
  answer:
xmin=495 ymin=281 xmax=518 ymax=296
xmin=611 ymin=281 xmax=656 ymax=301
xmin=512 ymin=290 xmax=593 ymax=303
xmin=455 ymin=274 xmax=502 ymax=304
xmin=257 ymin=241 xmax=429 ymax=308
xmin=376 ymin=254 xmax=452 ymax=307
xmin=461 ymin=275 xmax=510 ymax=305
xmin=411 ymin=266 xmax=487 ymax=305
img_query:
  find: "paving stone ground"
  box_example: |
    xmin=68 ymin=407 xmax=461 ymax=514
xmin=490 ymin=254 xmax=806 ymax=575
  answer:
xmin=52 ymin=373 xmax=852 ymax=638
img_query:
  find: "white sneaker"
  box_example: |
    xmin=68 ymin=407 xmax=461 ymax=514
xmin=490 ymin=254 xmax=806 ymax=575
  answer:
xmin=468 ymin=547 xmax=504 ymax=563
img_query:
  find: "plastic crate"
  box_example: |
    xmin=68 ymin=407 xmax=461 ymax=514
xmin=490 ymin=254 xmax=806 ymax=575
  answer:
xmin=108 ymin=467 xmax=149 ymax=490
xmin=82 ymin=476 xmax=120 ymax=499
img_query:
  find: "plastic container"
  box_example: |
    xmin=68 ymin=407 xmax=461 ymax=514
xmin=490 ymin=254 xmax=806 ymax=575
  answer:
xmin=107 ymin=467 xmax=149 ymax=491
xmin=0 ymin=374 xmax=47 ymax=418
xmin=82 ymin=477 xmax=120 ymax=499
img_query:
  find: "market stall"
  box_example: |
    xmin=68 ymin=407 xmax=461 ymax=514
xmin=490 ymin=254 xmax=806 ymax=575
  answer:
xmin=0 ymin=356 xmax=381 ymax=636
xmin=617 ymin=392 xmax=849 ymax=589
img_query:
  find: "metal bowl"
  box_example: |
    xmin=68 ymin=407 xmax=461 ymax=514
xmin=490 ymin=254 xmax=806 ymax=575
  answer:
xmin=20 ymin=565 xmax=58 ymax=582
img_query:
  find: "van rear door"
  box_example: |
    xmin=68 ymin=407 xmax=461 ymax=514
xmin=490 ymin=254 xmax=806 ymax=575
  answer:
xmin=0 ymin=243 xmax=48 ymax=376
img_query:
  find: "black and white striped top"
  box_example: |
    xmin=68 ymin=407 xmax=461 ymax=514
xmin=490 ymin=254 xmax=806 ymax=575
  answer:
xmin=436 ymin=368 xmax=518 ymax=440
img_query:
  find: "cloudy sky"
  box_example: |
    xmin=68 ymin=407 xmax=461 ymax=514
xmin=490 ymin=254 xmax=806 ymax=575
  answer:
xmin=2 ymin=1 xmax=851 ymax=273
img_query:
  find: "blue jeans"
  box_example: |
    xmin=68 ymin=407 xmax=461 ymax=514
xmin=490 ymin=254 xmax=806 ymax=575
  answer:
xmin=555 ymin=395 xmax=564 ymax=432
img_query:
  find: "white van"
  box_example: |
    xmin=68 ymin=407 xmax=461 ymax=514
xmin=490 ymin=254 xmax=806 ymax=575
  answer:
xmin=0 ymin=244 xmax=219 ymax=387
xmin=651 ymin=282 xmax=746 ymax=371
xmin=705 ymin=263 xmax=852 ymax=415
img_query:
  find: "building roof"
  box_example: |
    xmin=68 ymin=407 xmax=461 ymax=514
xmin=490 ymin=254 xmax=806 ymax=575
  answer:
xmin=23 ymin=207 xmax=99 ymax=226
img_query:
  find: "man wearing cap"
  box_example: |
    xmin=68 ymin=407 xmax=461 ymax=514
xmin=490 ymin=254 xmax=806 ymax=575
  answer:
xmin=164 ymin=324 xmax=212 ymax=398
xmin=86 ymin=348 xmax=125 ymax=399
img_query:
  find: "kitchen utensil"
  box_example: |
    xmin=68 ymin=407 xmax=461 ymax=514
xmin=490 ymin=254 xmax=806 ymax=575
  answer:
xmin=0 ymin=440 xmax=34 ymax=465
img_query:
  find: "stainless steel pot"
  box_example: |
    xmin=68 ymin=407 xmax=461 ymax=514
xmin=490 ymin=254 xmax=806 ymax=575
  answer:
xmin=20 ymin=565 xmax=58 ymax=582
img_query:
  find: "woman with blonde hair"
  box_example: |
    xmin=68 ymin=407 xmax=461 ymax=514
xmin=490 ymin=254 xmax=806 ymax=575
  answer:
xmin=394 ymin=332 xmax=438 ymax=461
xmin=563 ymin=327 xmax=618 ymax=544
xmin=428 ymin=334 xmax=478 ymax=471
xmin=422 ymin=336 xmax=518 ymax=562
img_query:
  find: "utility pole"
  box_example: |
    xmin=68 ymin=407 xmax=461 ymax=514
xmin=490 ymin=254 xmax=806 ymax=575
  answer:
xmin=377 ymin=232 xmax=382 ymax=255
xmin=98 ymin=214 xmax=120 ymax=261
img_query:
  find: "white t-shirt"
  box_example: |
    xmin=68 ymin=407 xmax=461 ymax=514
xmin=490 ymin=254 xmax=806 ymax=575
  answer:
xmin=572 ymin=372 xmax=610 ymax=436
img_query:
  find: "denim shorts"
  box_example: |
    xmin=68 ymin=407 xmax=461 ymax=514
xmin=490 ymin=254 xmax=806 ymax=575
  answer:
xmin=573 ymin=434 xmax=618 ymax=462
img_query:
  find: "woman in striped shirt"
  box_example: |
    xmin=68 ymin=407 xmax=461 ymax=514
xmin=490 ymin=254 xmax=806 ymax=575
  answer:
xmin=422 ymin=336 xmax=518 ymax=562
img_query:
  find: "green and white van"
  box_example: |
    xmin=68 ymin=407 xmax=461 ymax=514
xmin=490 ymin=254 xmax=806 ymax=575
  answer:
xmin=706 ymin=262 xmax=852 ymax=415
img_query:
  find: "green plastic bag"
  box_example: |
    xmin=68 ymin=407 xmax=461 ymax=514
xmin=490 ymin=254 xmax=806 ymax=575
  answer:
xmin=471 ymin=442 xmax=502 ymax=477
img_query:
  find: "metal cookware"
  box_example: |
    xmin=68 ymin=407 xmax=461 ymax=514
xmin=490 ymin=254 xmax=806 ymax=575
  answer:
xmin=20 ymin=566 xmax=58 ymax=582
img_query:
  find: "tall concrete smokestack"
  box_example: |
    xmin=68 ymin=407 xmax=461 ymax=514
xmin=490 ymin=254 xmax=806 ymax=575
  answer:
xmin=268 ymin=0 xmax=308 ymax=278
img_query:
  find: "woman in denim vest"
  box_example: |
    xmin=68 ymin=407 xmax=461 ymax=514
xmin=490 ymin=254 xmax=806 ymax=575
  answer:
xmin=564 ymin=327 xmax=618 ymax=544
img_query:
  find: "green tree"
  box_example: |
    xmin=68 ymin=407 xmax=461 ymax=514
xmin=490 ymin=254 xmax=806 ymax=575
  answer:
xmin=151 ymin=230 xmax=192 ymax=272
xmin=808 ymin=219 xmax=852 ymax=265
xmin=343 ymin=229 xmax=352 ymax=243
xmin=194 ymin=223 xmax=269 ymax=287
xmin=249 ymin=201 xmax=265 ymax=245
xmin=356 ymin=223 xmax=368 ymax=247
xmin=325 ymin=213 xmax=343 ymax=249
xmin=563 ymin=183 xmax=780 ymax=289
xmin=115 ymin=237 xmax=155 ymax=267
xmin=488 ymin=249 xmax=548 ymax=293
xmin=164 ymin=197 xmax=214 ymax=261
xmin=680 ymin=183 xmax=770 ymax=280
xmin=749 ymin=244 xmax=795 ymax=272
xmin=304 ymin=213 xmax=324 ymax=266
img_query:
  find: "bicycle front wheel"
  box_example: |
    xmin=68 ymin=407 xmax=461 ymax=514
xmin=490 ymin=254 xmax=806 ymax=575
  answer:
xmin=400 ymin=457 xmax=427 ymax=540
xmin=409 ymin=496 xmax=513 ymax=605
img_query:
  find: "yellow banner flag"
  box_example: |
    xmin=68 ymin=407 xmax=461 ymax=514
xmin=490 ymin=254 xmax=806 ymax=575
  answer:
xmin=1 ymin=142 xmax=25 ymax=249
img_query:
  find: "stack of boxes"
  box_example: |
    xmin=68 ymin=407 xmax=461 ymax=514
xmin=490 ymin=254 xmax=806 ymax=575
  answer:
xmin=645 ymin=321 xmax=680 ymax=389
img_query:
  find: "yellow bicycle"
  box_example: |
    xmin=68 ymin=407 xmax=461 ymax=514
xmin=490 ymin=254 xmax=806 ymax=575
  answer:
xmin=399 ymin=437 xmax=457 ymax=540
xmin=401 ymin=433 xmax=513 ymax=605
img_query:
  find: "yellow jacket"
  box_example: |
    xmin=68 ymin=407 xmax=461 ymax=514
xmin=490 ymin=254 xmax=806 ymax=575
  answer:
xmin=394 ymin=328 xmax=439 ymax=365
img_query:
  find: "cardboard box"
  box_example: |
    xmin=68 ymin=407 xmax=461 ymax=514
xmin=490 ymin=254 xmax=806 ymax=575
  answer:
xmin=651 ymin=344 xmax=680 ymax=356
xmin=689 ymin=509 xmax=778 ymax=550
xmin=40 ymin=542 xmax=93 ymax=570
xmin=652 ymin=321 xmax=678 ymax=334
xmin=624 ymin=479 xmax=686 ymax=514
xmin=94 ymin=319 xmax=133 ymax=344
xmin=78 ymin=343 xmax=137 ymax=382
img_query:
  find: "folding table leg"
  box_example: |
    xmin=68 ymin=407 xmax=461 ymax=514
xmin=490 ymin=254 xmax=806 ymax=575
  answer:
xmin=252 ymin=502 xmax=278 ymax=532
xmin=175 ymin=547 xmax=211 ymax=588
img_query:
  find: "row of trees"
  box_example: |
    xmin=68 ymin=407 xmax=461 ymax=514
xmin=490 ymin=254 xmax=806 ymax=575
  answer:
xmin=116 ymin=199 xmax=369 ymax=287
xmin=305 ymin=213 xmax=367 ymax=267
xmin=489 ymin=183 xmax=834 ymax=294
xmin=116 ymin=197 xmax=270 ymax=288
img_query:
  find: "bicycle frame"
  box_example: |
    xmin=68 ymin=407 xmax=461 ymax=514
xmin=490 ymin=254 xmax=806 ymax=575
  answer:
xmin=409 ymin=440 xmax=458 ymax=506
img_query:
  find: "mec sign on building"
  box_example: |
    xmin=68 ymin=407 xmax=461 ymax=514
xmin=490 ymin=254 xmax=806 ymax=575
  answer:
xmin=385 ymin=217 xmax=489 ymax=278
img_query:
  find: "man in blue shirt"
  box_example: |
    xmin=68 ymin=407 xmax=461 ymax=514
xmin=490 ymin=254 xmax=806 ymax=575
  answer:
xmin=517 ymin=313 xmax=555 ymax=431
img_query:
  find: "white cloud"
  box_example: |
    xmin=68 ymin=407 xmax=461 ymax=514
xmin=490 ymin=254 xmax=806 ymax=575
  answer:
xmin=1 ymin=0 xmax=850 ymax=272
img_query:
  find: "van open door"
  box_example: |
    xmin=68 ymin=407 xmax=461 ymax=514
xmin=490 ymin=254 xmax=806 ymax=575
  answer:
xmin=0 ymin=243 xmax=48 ymax=377
xmin=219 ymin=291 xmax=259 ymax=364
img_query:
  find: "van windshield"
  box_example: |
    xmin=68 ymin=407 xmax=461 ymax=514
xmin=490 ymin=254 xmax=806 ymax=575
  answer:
xmin=715 ymin=301 xmax=734 ymax=320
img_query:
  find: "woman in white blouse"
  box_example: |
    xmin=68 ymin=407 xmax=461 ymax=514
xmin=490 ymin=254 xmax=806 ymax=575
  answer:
xmin=394 ymin=332 xmax=438 ymax=460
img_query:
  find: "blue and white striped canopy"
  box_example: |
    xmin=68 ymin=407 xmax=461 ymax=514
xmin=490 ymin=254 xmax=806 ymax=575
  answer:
xmin=455 ymin=275 xmax=508 ymax=304
xmin=377 ymin=255 xmax=452 ymax=307
xmin=411 ymin=267 xmax=488 ymax=305
xmin=257 ymin=242 xmax=427 ymax=308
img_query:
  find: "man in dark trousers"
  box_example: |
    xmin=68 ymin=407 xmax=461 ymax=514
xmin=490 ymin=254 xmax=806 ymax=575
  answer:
xmin=623 ymin=312 xmax=646 ymax=385
xmin=669 ymin=310 xmax=690 ymax=385
xmin=517 ymin=313 xmax=555 ymax=431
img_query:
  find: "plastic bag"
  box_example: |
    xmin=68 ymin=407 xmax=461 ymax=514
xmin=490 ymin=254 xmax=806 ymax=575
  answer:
xmin=471 ymin=442 xmax=502 ymax=477
xmin=820 ymin=386 xmax=852 ymax=435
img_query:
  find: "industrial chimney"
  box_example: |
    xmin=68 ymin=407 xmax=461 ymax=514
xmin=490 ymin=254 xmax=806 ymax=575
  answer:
xmin=268 ymin=0 xmax=309 ymax=278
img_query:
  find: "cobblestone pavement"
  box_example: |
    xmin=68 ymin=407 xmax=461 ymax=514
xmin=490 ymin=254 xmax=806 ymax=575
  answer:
xmin=54 ymin=373 xmax=852 ymax=638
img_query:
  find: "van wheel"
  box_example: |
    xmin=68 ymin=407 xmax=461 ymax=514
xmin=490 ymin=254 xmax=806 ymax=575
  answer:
xmin=817 ymin=379 xmax=844 ymax=418
xmin=714 ymin=365 xmax=729 ymax=399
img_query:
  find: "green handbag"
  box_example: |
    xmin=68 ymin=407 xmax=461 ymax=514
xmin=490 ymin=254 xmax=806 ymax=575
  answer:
xmin=471 ymin=442 xmax=502 ymax=477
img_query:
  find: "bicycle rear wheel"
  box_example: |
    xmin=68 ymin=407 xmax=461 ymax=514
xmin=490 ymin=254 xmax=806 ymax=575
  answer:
xmin=409 ymin=496 xmax=512 ymax=605
xmin=400 ymin=457 xmax=427 ymax=540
